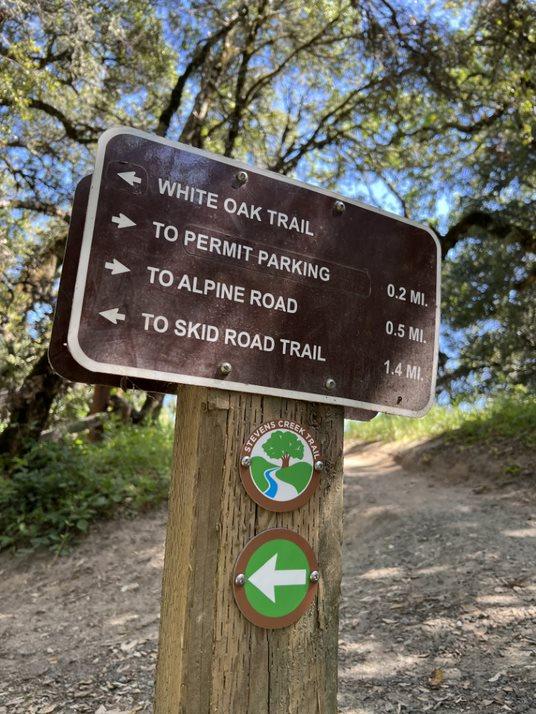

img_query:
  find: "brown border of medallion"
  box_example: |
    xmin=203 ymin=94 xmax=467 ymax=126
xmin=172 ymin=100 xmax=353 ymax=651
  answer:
xmin=239 ymin=419 xmax=321 ymax=512
xmin=232 ymin=528 xmax=319 ymax=629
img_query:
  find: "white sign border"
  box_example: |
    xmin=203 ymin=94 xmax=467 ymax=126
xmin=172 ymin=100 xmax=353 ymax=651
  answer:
xmin=68 ymin=126 xmax=441 ymax=417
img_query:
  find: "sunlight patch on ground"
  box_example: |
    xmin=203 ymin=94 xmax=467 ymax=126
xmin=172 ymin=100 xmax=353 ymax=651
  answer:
xmin=340 ymin=640 xmax=421 ymax=679
xmin=520 ymin=584 xmax=536 ymax=593
xmin=421 ymin=616 xmax=457 ymax=633
xmin=359 ymin=566 xmax=404 ymax=580
xmin=107 ymin=612 xmax=139 ymax=627
xmin=360 ymin=504 xmax=403 ymax=519
xmin=413 ymin=564 xmax=449 ymax=576
xmin=476 ymin=594 xmax=521 ymax=605
xmin=135 ymin=544 xmax=164 ymax=569
xmin=474 ymin=606 xmax=536 ymax=624
xmin=502 ymin=527 xmax=536 ymax=538
xmin=498 ymin=643 xmax=535 ymax=666
xmin=344 ymin=450 xmax=401 ymax=473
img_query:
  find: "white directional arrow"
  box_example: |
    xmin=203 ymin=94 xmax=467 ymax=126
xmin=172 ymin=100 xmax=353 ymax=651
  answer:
xmin=104 ymin=258 xmax=130 ymax=275
xmin=99 ymin=308 xmax=126 ymax=325
xmin=248 ymin=553 xmax=306 ymax=603
xmin=111 ymin=213 xmax=136 ymax=229
xmin=117 ymin=171 xmax=142 ymax=186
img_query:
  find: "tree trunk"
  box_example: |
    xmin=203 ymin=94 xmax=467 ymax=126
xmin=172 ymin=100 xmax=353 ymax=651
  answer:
xmin=281 ymin=453 xmax=291 ymax=468
xmin=154 ymin=386 xmax=344 ymax=713
xmin=87 ymin=386 xmax=111 ymax=441
xmin=132 ymin=392 xmax=165 ymax=424
xmin=0 ymin=350 xmax=64 ymax=459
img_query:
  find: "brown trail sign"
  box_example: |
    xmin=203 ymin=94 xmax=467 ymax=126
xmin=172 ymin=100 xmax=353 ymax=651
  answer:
xmin=50 ymin=126 xmax=440 ymax=713
xmin=50 ymin=173 xmax=376 ymax=421
xmin=66 ymin=127 xmax=440 ymax=417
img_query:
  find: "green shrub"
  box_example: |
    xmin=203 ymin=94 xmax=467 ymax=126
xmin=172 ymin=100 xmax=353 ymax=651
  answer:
xmin=345 ymin=393 xmax=536 ymax=447
xmin=0 ymin=421 xmax=173 ymax=553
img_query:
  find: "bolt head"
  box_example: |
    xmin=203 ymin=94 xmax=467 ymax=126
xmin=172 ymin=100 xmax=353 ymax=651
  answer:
xmin=236 ymin=170 xmax=248 ymax=184
xmin=325 ymin=377 xmax=336 ymax=390
xmin=241 ymin=455 xmax=251 ymax=467
xmin=314 ymin=460 xmax=324 ymax=472
xmin=219 ymin=361 xmax=232 ymax=375
xmin=310 ymin=570 xmax=320 ymax=583
xmin=235 ymin=573 xmax=245 ymax=586
xmin=334 ymin=200 xmax=345 ymax=213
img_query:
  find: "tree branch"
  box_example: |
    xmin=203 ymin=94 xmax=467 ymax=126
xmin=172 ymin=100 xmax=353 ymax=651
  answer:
xmin=155 ymin=7 xmax=245 ymax=137
xmin=0 ymin=198 xmax=69 ymax=222
xmin=1 ymin=96 xmax=99 ymax=144
xmin=442 ymin=209 xmax=534 ymax=255
xmin=224 ymin=1 xmax=270 ymax=156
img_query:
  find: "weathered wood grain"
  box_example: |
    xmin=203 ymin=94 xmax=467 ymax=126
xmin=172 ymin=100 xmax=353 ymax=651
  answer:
xmin=154 ymin=386 xmax=344 ymax=713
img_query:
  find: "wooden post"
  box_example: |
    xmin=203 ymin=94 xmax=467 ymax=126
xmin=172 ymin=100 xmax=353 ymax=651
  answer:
xmin=154 ymin=385 xmax=344 ymax=713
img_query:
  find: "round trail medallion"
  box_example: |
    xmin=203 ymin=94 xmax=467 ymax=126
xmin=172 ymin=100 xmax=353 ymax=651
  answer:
xmin=233 ymin=528 xmax=319 ymax=628
xmin=239 ymin=419 xmax=322 ymax=512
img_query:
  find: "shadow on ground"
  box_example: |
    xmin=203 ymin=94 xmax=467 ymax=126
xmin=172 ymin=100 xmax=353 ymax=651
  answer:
xmin=0 ymin=441 xmax=535 ymax=713
xmin=339 ymin=442 xmax=536 ymax=713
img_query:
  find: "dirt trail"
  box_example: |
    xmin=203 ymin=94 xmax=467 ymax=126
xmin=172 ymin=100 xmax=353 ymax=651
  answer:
xmin=1 ymin=441 xmax=535 ymax=713
xmin=340 ymin=442 xmax=536 ymax=713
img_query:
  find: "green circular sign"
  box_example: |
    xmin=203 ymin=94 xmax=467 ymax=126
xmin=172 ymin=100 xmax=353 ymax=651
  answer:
xmin=244 ymin=538 xmax=309 ymax=618
xmin=233 ymin=528 xmax=319 ymax=629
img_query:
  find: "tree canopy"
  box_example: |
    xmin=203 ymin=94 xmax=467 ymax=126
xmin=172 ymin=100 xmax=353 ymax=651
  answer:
xmin=0 ymin=0 xmax=534 ymax=454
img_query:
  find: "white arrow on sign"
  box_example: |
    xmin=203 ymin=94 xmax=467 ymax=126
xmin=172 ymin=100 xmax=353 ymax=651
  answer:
xmin=104 ymin=258 xmax=130 ymax=275
xmin=111 ymin=213 xmax=136 ymax=229
xmin=117 ymin=171 xmax=142 ymax=186
xmin=99 ymin=308 xmax=126 ymax=324
xmin=248 ymin=553 xmax=306 ymax=603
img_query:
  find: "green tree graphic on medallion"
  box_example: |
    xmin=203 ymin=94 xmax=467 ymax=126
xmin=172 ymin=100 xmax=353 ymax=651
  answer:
xmin=245 ymin=431 xmax=311 ymax=497
xmin=263 ymin=431 xmax=304 ymax=468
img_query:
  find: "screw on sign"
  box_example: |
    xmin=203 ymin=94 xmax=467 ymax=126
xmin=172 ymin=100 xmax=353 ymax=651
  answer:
xmin=233 ymin=528 xmax=319 ymax=629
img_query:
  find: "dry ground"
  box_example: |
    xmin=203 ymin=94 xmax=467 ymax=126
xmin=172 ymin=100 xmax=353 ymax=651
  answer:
xmin=1 ymin=439 xmax=535 ymax=713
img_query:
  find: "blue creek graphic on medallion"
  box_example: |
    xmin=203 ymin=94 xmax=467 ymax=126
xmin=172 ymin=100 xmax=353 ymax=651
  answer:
xmin=249 ymin=430 xmax=313 ymax=502
xmin=263 ymin=466 xmax=299 ymax=500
